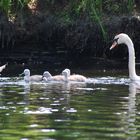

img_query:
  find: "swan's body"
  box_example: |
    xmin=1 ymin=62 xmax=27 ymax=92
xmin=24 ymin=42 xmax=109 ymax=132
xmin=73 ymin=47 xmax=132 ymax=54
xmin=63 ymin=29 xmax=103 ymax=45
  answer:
xmin=43 ymin=71 xmax=64 ymax=82
xmin=62 ymin=68 xmax=87 ymax=82
xmin=21 ymin=69 xmax=43 ymax=83
xmin=110 ymin=33 xmax=140 ymax=81
xmin=0 ymin=63 xmax=8 ymax=73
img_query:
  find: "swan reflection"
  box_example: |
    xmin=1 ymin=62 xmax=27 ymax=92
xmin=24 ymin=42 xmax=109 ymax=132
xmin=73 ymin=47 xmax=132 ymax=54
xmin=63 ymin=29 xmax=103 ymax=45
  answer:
xmin=23 ymin=81 xmax=87 ymax=94
xmin=126 ymin=82 xmax=140 ymax=140
xmin=23 ymin=81 xmax=87 ymax=114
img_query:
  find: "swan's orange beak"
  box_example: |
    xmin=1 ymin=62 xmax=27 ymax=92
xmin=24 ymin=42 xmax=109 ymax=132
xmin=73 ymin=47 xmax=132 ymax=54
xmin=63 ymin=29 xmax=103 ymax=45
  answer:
xmin=110 ymin=41 xmax=118 ymax=50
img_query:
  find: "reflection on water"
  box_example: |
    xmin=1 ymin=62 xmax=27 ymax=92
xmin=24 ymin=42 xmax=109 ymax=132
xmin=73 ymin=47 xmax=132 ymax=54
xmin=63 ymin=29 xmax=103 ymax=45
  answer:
xmin=126 ymin=83 xmax=137 ymax=140
xmin=125 ymin=82 xmax=140 ymax=140
xmin=0 ymin=75 xmax=140 ymax=139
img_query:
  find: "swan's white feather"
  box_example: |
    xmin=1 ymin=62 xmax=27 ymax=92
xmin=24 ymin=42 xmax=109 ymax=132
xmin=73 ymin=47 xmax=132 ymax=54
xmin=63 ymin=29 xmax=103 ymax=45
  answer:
xmin=111 ymin=33 xmax=140 ymax=81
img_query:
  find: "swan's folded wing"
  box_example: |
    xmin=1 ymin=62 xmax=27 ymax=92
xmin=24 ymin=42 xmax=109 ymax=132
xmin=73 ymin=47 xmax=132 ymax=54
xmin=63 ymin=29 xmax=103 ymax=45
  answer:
xmin=30 ymin=75 xmax=43 ymax=82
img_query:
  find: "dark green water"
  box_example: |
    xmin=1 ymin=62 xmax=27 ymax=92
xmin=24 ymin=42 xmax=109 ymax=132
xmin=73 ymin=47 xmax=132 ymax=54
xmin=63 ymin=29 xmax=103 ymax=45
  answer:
xmin=0 ymin=71 xmax=140 ymax=140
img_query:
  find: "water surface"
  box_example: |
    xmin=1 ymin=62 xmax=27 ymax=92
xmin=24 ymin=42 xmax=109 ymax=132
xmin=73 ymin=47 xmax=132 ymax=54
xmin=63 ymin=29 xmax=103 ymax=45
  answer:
xmin=0 ymin=70 xmax=140 ymax=140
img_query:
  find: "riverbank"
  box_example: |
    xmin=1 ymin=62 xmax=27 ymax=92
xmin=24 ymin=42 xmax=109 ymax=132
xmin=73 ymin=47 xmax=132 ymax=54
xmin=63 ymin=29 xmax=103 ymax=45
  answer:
xmin=0 ymin=8 xmax=140 ymax=71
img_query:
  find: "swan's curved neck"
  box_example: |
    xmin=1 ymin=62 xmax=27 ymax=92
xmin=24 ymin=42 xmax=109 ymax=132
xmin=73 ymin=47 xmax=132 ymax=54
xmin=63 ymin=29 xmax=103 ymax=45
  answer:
xmin=47 ymin=73 xmax=52 ymax=80
xmin=126 ymin=38 xmax=137 ymax=80
xmin=62 ymin=71 xmax=69 ymax=82
xmin=64 ymin=72 xmax=68 ymax=82
xmin=62 ymin=69 xmax=70 ymax=82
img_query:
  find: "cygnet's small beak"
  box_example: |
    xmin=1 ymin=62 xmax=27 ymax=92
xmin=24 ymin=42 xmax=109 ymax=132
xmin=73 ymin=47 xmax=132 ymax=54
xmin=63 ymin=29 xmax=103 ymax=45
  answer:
xmin=19 ymin=72 xmax=24 ymax=77
xmin=42 ymin=75 xmax=45 ymax=79
xmin=110 ymin=41 xmax=118 ymax=50
xmin=42 ymin=76 xmax=48 ymax=82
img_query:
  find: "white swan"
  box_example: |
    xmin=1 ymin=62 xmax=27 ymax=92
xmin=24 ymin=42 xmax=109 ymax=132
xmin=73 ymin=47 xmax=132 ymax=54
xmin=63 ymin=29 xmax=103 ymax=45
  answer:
xmin=20 ymin=69 xmax=43 ymax=83
xmin=110 ymin=33 xmax=140 ymax=81
xmin=0 ymin=63 xmax=8 ymax=73
xmin=43 ymin=71 xmax=65 ymax=82
xmin=62 ymin=68 xmax=87 ymax=82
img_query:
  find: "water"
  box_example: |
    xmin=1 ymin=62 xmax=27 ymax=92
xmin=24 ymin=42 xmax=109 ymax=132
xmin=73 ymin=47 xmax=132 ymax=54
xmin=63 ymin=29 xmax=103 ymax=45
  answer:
xmin=0 ymin=70 xmax=140 ymax=140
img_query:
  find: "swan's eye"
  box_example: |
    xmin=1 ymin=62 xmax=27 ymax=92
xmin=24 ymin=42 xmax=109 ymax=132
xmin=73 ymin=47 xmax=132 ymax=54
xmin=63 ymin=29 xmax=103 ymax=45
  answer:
xmin=113 ymin=38 xmax=119 ymax=44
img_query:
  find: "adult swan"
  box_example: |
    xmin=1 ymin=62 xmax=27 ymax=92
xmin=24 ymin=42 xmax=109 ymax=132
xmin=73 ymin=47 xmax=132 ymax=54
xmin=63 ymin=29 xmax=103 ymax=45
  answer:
xmin=110 ymin=33 xmax=140 ymax=81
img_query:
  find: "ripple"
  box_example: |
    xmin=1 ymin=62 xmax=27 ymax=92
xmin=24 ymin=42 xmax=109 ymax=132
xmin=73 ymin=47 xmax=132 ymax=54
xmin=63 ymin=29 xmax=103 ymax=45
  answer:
xmin=29 ymin=124 xmax=38 ymax=128
xmin=0 ymin=76 xmax=131 ymax=86
xmin=41 ymin=129 xmax=55 ymax=132
xmin=76 ymin=87 xmax=94 ymax=91
xmin=89 ymin=77 xmax=130 ymax=85
xmin=21 ymin=138 xmax=29 ymax=140
xmin=66 ymin=108 xmax=77 ymax=113
xmin=50 ymin=103 xmax=61 ymax=106
xmin=51 ymin=109 xmax=59 ymax=112
xmin=0 ymin=75 xmax=138 ymax=140
xmin=24 ymin=107 xmax=52 ymax=114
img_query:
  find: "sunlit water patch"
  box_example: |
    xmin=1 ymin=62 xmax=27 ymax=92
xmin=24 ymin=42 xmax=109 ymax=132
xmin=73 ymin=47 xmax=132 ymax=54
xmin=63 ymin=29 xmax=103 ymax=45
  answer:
xmin=87 ymin=76 xmax=130 ymax=85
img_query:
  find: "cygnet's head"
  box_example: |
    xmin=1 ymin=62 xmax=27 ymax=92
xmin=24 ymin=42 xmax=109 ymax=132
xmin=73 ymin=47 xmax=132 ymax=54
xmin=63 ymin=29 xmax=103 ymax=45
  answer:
xmin=24 ymin=69 xmax=30 ymax=76
xmin=110 ymin=33 xmax=130 ymax=50
xmin=62 ymin=68 xmax=70 ymax=77
xmin=43 ymin=71 xmax=52 ymax=78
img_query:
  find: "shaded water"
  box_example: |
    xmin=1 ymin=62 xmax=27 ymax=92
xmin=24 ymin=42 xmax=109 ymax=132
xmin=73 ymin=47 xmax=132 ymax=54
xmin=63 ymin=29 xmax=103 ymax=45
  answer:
xmin=0 ymin=70 xmax=140 ymax=140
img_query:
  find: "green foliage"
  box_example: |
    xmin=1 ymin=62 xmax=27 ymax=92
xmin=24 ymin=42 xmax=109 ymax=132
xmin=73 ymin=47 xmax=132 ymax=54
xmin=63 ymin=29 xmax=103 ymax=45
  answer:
xmin=0 ymin=0 xmax=29 ymax=48
xmin=0 ymin=0 xmax=12 ymax=15
xmin=0 ymin=0 xmax=29 ymax=16
xmin=89 ymin=0 xmax=107 ymax=40
xmin=63 ymin=0 xmax=107 ymax=40
xmin=127 ymin=0 xmax=134 ymax=12
xmin=103 ymin=0 xmax=134 ymax=15
xmin=0 ymin=0 xmax=135 ymax=18
xmin=0 ymin=0 xmax=136 ymax=46
xmin=55 ymin=0 xmax=134 ymax=40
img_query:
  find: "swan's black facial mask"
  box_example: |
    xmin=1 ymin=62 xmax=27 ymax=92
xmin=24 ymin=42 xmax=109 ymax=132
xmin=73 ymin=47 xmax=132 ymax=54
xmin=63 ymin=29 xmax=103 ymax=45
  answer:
xmin=113 ymin=38 xmax=119 ymax=44
xmin=110 ymin=37 xmax=119 ymax=50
